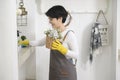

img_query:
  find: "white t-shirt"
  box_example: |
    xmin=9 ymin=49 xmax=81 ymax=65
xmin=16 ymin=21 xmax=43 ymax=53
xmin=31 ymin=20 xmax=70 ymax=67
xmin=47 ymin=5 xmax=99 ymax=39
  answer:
xmin=30 ymin=29 xmax=79 ymax=60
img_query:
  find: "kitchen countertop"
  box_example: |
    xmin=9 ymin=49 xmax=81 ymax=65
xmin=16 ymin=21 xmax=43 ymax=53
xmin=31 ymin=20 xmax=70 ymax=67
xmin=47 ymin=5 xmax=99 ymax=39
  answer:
xmin=18 ymin=46 xmax=35 ymax=67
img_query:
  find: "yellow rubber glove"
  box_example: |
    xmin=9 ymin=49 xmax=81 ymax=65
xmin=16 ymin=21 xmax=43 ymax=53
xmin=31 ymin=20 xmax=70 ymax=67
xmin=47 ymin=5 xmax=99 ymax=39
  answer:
xmin=51 ymin=39 xmax=68 ymax=55
xmin=18 ymin=39 xmax=29 ymax=46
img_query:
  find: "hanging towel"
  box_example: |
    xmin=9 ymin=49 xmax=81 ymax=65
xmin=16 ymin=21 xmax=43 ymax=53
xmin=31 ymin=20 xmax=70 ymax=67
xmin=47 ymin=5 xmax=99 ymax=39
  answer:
xmin=89 ymin=22 xmax=102 ymax=62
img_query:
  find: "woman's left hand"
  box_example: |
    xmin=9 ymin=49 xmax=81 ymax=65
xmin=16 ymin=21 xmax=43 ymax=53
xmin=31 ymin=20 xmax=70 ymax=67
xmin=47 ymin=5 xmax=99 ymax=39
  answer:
xmin=51 ymin=39 xmax=68 ymax=55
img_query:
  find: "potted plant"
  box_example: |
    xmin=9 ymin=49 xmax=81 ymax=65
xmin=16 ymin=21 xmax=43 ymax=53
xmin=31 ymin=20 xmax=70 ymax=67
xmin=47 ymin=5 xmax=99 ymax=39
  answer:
xmin=44 ymin=29 xmax=62 ymax=49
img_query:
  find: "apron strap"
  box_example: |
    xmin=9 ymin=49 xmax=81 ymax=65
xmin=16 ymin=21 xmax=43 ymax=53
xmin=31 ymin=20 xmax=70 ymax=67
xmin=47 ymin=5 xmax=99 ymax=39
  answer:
xmin=62 ymin=30 xmax=74 ymax=42
xmin=62 ymin=30 xmax=77 ymax=66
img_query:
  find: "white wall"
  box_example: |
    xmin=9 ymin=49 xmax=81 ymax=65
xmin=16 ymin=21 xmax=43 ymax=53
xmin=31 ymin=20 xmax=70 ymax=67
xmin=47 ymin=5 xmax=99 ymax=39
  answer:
xmin=35 ymin=0 xmax=116 ymax=80
xmin=116 ymin=0 xmax=120 ymax=80
xmin=41 ymin=0 xmax=108 ymax=13
xmin=0 ymin=0 xmax=18 ymax=80
xmin=24 ymin=0 xmax=36 ymax=79
xmin=0 ymin=0 xmax=116 ymax=80
xmin=17 ymin=0 xmax=36 ymax=40
xmin=17 ymin=0 xmax=36 ymax=79
xmin=93 ymin=0 xmax=116 ymax=80
xmin=117 ymin=0 xmax=120 ymax=49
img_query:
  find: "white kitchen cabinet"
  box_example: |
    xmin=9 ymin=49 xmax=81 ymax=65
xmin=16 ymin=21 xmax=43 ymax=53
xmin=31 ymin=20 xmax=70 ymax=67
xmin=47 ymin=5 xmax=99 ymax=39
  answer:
xmin=18 ymin=47 xmax=35 ymax=80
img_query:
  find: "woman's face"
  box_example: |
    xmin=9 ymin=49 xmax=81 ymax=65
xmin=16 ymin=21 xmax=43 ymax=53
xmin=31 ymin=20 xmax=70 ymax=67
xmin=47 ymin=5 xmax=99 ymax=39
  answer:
xmin=48 ymin=17 xmax=62 ymax=29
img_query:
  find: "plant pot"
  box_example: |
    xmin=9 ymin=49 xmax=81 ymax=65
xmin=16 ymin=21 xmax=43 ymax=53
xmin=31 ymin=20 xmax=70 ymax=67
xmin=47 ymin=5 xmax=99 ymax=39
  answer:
xmin=46 ymin=36 xmax=55 ymax=49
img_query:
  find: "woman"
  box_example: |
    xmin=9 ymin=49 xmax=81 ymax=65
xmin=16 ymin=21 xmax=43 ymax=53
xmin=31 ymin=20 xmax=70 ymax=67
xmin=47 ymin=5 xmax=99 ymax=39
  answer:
xmin=19 ymin=5 xmax=79 ymax=80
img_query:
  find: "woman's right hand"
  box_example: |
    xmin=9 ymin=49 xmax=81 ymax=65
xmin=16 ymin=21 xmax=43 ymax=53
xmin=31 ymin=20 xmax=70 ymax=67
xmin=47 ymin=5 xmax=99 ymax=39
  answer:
xmin=18 ymin=39 xmax=29 ymax=46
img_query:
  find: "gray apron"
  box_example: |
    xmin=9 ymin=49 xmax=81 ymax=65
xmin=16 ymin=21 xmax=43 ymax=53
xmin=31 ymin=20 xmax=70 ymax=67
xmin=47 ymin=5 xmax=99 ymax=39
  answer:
xmin=49 ymin=30 xmax=77 ymax=80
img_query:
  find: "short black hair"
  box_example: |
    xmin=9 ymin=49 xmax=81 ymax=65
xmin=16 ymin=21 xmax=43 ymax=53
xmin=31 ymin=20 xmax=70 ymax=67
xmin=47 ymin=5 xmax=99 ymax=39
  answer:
xmin=45 ymin=5 xmax=68 ymax=23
